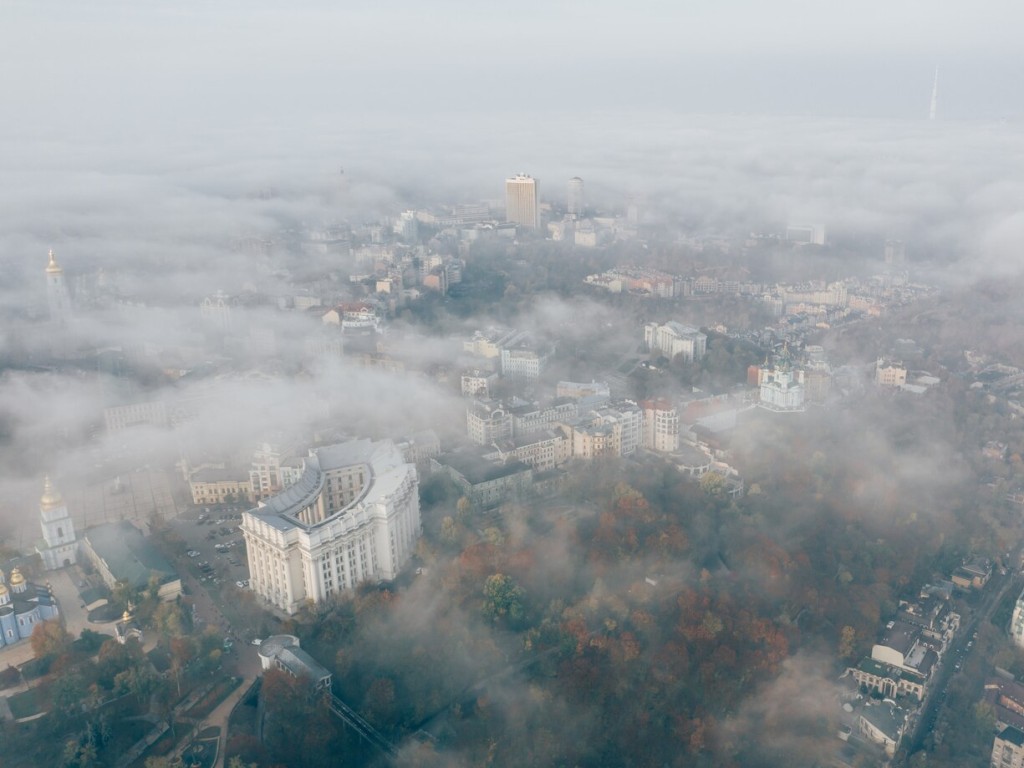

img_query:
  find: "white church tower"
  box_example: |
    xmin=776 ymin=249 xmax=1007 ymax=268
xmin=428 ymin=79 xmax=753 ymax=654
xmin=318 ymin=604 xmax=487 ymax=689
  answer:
xmin=36 ymin=476 xmax=78 ymax=570
xmin=46 ymin=249 xmax=73 ymax=325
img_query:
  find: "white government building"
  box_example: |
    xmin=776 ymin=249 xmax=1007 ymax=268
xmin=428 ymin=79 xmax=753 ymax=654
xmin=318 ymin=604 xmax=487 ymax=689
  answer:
xmin=241 ymin=439 xmax=420 ymax=614
xmin=644 ymin=322 xmax=707 ymax=363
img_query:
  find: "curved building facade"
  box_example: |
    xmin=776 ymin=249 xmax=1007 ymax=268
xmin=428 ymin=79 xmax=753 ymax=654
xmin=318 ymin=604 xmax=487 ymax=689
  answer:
xmin=242 ymin=439 xmax=420 ymax=614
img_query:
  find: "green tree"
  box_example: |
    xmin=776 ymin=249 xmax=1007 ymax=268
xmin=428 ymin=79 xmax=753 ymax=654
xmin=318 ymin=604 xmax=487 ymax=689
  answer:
xmin=53 ymin=672 xmax=86 ymax=718
xmin=111 ymin=579 xmax=140 ymax=613
xmin=78 ymin=628 xmax=106 ymax=653
xmin=482 ymin=573 xmax=525 ymax=625
xmin=152 ymin=601 xmax=188 ymax=638
xmin=699 ymin=471 xmax=728 ymax=498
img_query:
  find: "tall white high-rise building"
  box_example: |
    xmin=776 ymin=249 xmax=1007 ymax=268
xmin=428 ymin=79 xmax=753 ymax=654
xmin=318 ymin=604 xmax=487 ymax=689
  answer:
xmin=45 ymin=250 xmax=73 ymax=324
xmin=242 ymin=439 xmax=420 ymax=614
xmin=505 ymin=174 xmax=539 ymax=229
xmin=567 ymin=177 xmax=584 ymax=217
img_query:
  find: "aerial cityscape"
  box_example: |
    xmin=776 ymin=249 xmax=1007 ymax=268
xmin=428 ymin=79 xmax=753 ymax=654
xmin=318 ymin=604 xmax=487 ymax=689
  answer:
xmin=2 ymin=3 xmax=1024 ymax=768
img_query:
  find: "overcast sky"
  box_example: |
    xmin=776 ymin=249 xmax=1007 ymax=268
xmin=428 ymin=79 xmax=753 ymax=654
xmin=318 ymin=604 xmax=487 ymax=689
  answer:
xmin=2 ymin=1 xmax=1022 ymax=135
xmin=1 ymin=3 xmax=1022 ymax=286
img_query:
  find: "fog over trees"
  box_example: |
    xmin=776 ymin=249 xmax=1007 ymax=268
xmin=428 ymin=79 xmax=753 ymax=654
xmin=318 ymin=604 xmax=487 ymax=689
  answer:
xmin=1 ymin=3 xmax=1023 ymax=768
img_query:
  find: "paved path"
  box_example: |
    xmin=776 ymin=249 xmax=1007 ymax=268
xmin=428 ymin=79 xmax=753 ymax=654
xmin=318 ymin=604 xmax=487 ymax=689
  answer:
xmin=208 ymin=674 xmax=257 ymax=768
xmin=170 ymin=673 xmax=257 ymax=768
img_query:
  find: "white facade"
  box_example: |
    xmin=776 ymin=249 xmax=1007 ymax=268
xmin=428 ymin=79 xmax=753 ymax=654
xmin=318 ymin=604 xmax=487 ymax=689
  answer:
xmin=876 ymin=359 xmax=908 ymax=387
xmin=758 ymin=352 xmax=806 ymax=413
xmin=461 ymin=370 xmax=496 ymax=398
xmin=992 ymin=727 xmax=1024 ymax=768
xmin=571 ymin=401 xmax=643 ymax=459
xmin=36 ymin=477 xmax=79 ymax=570
xmin=467 ymin=401 xmax=513 ymax=446
xmin=500 ymin=346 xmax=544 ymax=383
xmin=1011 ymin=588 xmax=1024 ymax=649
xmin=505 ymin=174 xmax=539 ymax=229
xmin=242 ymin=439 xmax=420 ymax=614
xmin=641 ymin=399 xmax=680 ymax=453
xmin=485 ymin=428 xmax=572 ymax=472
xmin=249 ymin=443 xmax=303 ymax=501
xmin=104 ymin=400 xmax=169 ymax=433
xmin=567 ymin=177 xmax=584 ymax=216
xmin=200 ymin=290 xmax=233 ymax=332
xmin=644 ymin=322 xmax=707 ymax=363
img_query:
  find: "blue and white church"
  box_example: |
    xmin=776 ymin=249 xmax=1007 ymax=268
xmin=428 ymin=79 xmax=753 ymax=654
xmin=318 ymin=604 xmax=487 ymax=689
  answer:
xmin=0 ymin=567 xmax=59 ymax=647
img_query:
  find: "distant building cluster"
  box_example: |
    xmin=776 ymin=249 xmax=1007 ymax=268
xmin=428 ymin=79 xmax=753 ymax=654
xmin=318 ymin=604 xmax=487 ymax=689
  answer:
xmin=461 ymin=327 xmax=553 ymax=385
xmin=584 ymin=267 xmax=678 ymax=297
xmin=838 ymin=559 xmax=999 ymax=760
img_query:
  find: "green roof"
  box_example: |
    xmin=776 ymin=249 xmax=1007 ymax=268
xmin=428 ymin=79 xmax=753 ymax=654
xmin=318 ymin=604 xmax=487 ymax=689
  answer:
xmin=857 ymin=658 xmax=891 ymax=677
xmin=1000 ymin=726 xmax=1024 ymax=747
xmin=85 ymin=521 xmax=177 ymax=590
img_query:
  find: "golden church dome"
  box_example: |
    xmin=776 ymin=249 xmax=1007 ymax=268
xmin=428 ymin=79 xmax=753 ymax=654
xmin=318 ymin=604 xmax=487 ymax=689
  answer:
xmin=46 ymin=249 xmax=63 ymax=274
xmin=40 ymin=476 xmax=63 ymax=510
xmin=0 ymin=582 xmax=8 ymax=597
xmin=9 ymin=568 xmax=25 ymax=586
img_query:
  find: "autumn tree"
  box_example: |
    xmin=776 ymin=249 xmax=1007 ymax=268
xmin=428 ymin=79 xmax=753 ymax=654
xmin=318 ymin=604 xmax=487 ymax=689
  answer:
xmin=31 ymin=619 xmax=72 ymax=663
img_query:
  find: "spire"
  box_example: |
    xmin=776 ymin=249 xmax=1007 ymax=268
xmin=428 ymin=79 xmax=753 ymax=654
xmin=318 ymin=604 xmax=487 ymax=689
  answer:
xmin=929 ymin=67 xmax=939 ymax=121
xmin=46 ymin=249 xmax=63 ymax=274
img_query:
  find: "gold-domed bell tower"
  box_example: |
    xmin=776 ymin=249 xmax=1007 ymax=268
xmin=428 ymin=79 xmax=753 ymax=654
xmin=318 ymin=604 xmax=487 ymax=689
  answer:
xmin=36 ymin=476 xmax=79 ymax=570
xmin=45 ymin=249 xmax=73 ymax=325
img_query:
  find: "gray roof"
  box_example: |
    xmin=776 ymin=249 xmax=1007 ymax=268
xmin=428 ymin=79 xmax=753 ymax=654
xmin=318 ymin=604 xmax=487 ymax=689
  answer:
xmin=259 ymin=634 xmax=331 ymax=684
xmin=246 ymin=439 xmax=412 ymax=531
xmin=84 ymin=521 xmax=177 ymax=589
xmin=879 ymin=621 xmax=919 ymax=656
xmin=439 ymin=451 xmax=531 ymax=485
xmin=860 ymin=703 xmax=905 ymax=740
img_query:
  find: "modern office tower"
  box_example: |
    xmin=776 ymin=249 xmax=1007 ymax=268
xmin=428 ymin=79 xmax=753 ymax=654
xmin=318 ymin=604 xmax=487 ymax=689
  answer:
xmin=505 ymin=174 xmax=539 ymax=229
xmin=45 ymin=249 xmax=73 ymax=324
xmin=884 ymin=240 xmax=906 ymax=266
xmin=567 ymin=177 xmax=584 ymax=217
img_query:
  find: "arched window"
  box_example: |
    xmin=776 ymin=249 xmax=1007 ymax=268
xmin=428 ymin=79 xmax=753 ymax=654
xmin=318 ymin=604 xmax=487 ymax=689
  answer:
xmin=57 ymin=526 xmax=64 ymax=538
